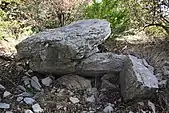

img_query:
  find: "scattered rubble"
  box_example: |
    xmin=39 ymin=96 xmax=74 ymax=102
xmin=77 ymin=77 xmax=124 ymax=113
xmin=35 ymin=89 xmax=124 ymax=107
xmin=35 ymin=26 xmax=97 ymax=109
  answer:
xmin=0 ymin=19 xmax=168 ymax=113
xmin=31 ymin=76 xmax=42 ymax=91
xmin=103 ymin=104 xmax=114 ymax=113
xmin=69 ymin=97 xmax=80 ymax=104
xmin=0 ymin=84 xmax=5 ymax=90
xmin=41 ymin=77 xmax=52 ymax=87
xmin=32 ymin=103 xmax=43 ymax=113
xmin=148 ymin=100 xmax=156 ymax=113
xmin=16 ymin=97 xmax=23 ymax=102
xmin=86 ymin=95 xmax=95 ymax=103
xmin=24 ymin=97 xmax=36 ymax=105
xmin=3 ymin=91 xmax=11 ymax=98
xmin=0 ymin=103 xmax=10 ymax=109
xmin=24 ymin=109 xmax=33 ymax=113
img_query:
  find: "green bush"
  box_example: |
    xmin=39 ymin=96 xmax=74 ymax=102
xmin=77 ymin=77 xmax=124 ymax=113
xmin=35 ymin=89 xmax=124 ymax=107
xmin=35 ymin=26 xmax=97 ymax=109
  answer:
xmin=0 ymin=0 xmax=90 ymax=40
xmin=145 ymin=26 xmax=167 ymax=38
xmin=0 ymin=0 xmax=34 ymax=40
xmin=21 ymin=0 xmax=87 ymax=30
xmin=84 ymin=0 xmax=130 ymax=36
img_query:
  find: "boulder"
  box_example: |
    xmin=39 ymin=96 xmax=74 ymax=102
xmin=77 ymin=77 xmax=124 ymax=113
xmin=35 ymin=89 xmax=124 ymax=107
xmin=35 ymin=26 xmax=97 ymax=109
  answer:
xmin=54 ymin=74 xmax=92 ymax=90
xmin=16 ymin=19 xmax=111 ymax=74
xmin=142 ymin=59 xmax=154 ymax=74
xmin=76 ymin=53 xmax=126 ymax=76
xmin=120 ymin=55 xmax=158 ymax=100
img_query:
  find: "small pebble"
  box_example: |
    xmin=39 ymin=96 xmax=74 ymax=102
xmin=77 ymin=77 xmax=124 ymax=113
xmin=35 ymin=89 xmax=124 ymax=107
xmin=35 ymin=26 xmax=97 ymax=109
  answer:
xmin=86 ymin=95 xmax=95 ymax=103
xmin=129 ymin=111 xmax=134 ymax=113
xmin=103 ymin=105 xmax=114 ymax=113
xmin=56 ymin=105 xmax=63 ymax=110
xmin=137 ymin=102 xmax=144 ymax=106
xmin=69 ymin=97 xmax=80 ymax=104
xmin=0 ymin=103 xmax=10 ymax=109
xmin=22 ymin=76 xmax=31 ymax=86
xmin=25 ymin=109 xmax=33 ymax=113
xmin=0 ymin=84 xmax=5 ymax=90
xmin=24 ymin=97 xmax=35 ymax=105
xmin=17 ymin=85 xmax=26 ymax=91
xmin=6 ymin=111 xmax=13 ymax=113
xmin=32 ymin=103 xmax=43 ymax=113
xmin=18 ymin=92 xmax=33 ymax=97
xmin=158 ymin=80 xmax=167 ymax=86
xmin=17 ymin=97 xmax=23 ymax=102
xmin=3 ymin=91 xmax=11 ymax=98
xmin=31 ymin=76 xmax=42 ymax=91
xmin=41 ymin=77 xmax=52 ymax=86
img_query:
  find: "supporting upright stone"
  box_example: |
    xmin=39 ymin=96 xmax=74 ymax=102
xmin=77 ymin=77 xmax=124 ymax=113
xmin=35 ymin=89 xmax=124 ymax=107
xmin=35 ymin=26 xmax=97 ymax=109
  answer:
xmin=120 ymin=55 xmax=158 ymax=100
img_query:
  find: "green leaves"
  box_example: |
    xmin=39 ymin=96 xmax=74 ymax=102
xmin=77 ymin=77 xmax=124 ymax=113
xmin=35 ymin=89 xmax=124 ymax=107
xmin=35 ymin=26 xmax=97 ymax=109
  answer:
xmin=0 ymin=0 xmax=33 ymax=40
xmin=85 ymin=0 xmax=130 ymax=36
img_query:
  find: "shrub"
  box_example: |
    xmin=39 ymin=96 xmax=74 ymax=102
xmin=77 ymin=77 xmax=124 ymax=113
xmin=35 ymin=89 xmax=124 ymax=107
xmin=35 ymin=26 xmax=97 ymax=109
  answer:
xmin=0 ymin=0 xmax=87 ymax=40
xmin=21 ymin=0 xmax=88 ymax=30
xmin=84 ymin=0 xmax=130 ymax=36
xmin=0 ymin=0 xmax=33 ymax=40
xmin=145 ymin=26 xmax=167 ymax=38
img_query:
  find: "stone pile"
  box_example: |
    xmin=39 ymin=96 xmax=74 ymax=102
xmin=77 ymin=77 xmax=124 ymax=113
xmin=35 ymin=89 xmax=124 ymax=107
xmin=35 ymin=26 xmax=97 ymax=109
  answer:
xmin=16 ymin=19 xmax=159 ymax=103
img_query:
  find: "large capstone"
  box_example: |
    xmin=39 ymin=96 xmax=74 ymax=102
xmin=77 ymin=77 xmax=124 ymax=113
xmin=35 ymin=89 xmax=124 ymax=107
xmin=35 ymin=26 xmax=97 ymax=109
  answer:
xmin=16 ymin=19 xmax=111 ymax=74
xmin=120 ymin=55 xmax=158 ymax=100
xmin=76 ymin=53 xmax=126 ymax=76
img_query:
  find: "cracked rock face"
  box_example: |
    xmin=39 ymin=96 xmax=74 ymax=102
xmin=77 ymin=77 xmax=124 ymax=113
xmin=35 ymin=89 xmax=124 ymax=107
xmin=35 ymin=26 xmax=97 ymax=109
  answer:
xmin=76 ymin=53 xmax=126 ymax=76
xmin=16 ymin=19 xmax=111 ymax=75
xmin=120 ymin=55 xmax=158 ymax=100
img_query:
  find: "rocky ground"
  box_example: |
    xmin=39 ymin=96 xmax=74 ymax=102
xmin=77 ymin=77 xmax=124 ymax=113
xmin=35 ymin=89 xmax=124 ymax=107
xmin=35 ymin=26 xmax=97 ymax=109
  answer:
xmin=0 ymin=37 xmax=168 ymax=113
xmin=0 ymin=20 xmax=169 ymax=113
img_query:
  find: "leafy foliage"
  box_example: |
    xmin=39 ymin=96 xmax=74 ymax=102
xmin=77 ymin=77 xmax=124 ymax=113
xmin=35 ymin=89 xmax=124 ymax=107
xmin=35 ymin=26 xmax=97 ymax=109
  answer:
xmin=125 ymin=0 xmax=169 ymax=35
xmin=0 ymin=0 xmax=33 ymax=40
xmin=0 ymin=0 xmax=168 ymax=40
xmin=0 ymin=0 xmax=87 ymax=40
xmin=21 ymin=0 xmax=88 ymax=30
xmin=84 ymin=0 xmax=130 ymax=35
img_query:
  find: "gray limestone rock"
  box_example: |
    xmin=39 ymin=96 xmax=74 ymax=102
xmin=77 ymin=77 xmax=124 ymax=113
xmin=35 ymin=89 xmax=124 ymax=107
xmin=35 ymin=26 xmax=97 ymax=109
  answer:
xmin=76 ymin=53 xmax=126 ymax=76
xmin=0 ymin=84 xmax=5 ymax=90
xmin=0 ymin=103 xmax=10 ymax=109
xmin=31 ymin=76 xmax=42 ymax=91
xmin=69 ymin=97 xmax=80 ymax=104
xmin=24 ymin=97 xmax=36 ymax=105
xmin=16 ymin=19 xmax=111 ymax=75
xmin=120 ymin=55 xmax=158 ymax=100
xmin=142 ymin=59 xmax=154 ymax=74
xmin=41 ymin=77 xmax=52 ymax=87
xmin=32 ymin=103 xmax=43 ymax=113
xmin=24 ymin=110 xmax=33 ymax=113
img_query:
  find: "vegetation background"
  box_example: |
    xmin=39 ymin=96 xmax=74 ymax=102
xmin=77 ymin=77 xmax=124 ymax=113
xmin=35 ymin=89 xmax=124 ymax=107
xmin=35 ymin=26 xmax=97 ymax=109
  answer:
xmin=0 ymin=0 xmax=169 ymax=41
